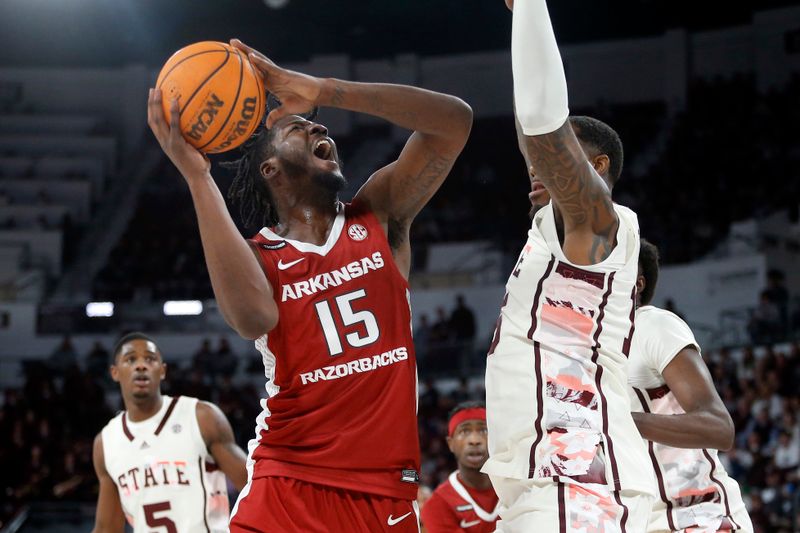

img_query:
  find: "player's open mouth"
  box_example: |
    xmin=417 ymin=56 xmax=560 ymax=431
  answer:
xmin=312 ymin=139 xmax=334 ymax=161
xmin=133 ymin=376 xmax=150 ymax=385
xmin=467 ymin=451 xmax=486 ymax=461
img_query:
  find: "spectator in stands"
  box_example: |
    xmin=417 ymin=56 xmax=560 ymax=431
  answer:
xmin=749 ymin=290 xmax=783 ymax=344
xmin=415 ymin=313 xmax=432 ymax=364
xmin=214 ymin=337 xmax=238 ymax=380
xmin=773 ymin=431 xmax=800 ymax=472
xmin=192 ymin=338 xmax=215 ymax=381
xmin=86 ymin=341 xmax=110 ymax=382
xmin=48 ymin=334 xmax=78 ymax=376
xmin=450 ymin=294 xmax=476 ymax=343
xmin=764 ymin=269 xmax=789 ymax=336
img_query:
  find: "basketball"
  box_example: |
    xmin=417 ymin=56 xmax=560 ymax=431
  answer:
xmin=155 ymin=41 xmax=265 ymax=153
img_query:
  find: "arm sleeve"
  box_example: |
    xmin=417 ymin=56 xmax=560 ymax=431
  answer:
xmin=511 ymin=0 xmax=570 ymax=135
xmin=641 ymin=310 xmax=701 ymax=374
xmin=420 ymin=492 xmax=460 ymax=533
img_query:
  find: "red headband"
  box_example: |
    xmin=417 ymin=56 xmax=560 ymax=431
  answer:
xmin=448 ymin=408 xmax=487 ymax=436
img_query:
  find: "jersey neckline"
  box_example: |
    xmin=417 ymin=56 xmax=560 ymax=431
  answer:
xmin=121 ymin=395 xmax=179 ymax=441
xmin=258 ymin=202 xmax=345 ymax=256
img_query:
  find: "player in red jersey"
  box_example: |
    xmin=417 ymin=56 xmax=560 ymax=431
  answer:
xmin=421 ymin=402 xmax=499 ymax=533
xmin=147 ymin=38 xmax=472 ymax=532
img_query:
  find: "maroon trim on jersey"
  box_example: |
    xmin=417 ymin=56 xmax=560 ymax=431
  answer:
xmin=154 ymin=396 xmax=180 ymax=436
xmin=197 ymin=456 xmax=211 ymax=533
xmin=525 ymin=256 xmax=555 ymax=478
xmin=204 ymin=461 xmax=220 ymax=473
xmin=487 ymin=292 xmax=509 ymax=357
xmin=590 ymin=273 xmax=623 ymax=488
xmin=589 ymin=273 xmax=631 ymax=530
xmin=621 ymin=286 xmax=636 ymax=357
xmin=557 ymin=481 xmax=567 ymax=533
xmin=526 ymin=256 xmax=556 ymax=339
xmin=528 ymin=341 xmax=546 ymax=478
xmin=633 ymin=387 xmax=677 ymax=531
xmin=703 ymin=449 xmax=740 ymax=529
xmin=613 ymin=487 xmax=630 ymax=532
xmin=646 ymin=384 xmax=671 ymax=401
xmin=121 ymin=413 xmax=134 ymax=442
xmin=554 ymin=262 xmax=606 ymax=289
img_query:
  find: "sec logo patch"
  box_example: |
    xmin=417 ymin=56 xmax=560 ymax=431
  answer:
xmin=348 ymin=224 xmax=368 ymax=241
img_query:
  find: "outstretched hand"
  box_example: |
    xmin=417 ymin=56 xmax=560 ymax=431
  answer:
xmin=146 ymin=88 xmax=211 ymax=180
xmin=230 ymin=38 xmax=324 ymax=128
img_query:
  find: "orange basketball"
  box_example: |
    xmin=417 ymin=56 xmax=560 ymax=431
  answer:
xmin=156 ymin=41 xmax=265 ymax=154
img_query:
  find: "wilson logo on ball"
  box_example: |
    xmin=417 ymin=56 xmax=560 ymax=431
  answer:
xmin=214 ymin=96 xmax=259 ymax=152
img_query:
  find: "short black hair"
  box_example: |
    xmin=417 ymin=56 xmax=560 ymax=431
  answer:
xmin=638 ymin=239 xmax=660 ymax=306
xmin=112 ymin=332 xmax=159 ymax=363
xmin=569 ymin=116 xmax=624 ymax=185
xmin=448 ymin=400 xmax=485 ymax=422
xmin=223 ymin=95 xmax=319 ymax=229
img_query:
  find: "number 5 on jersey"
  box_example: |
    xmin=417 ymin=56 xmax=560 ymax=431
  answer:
xmin=315 ymin=289 xmax=380 ymax=356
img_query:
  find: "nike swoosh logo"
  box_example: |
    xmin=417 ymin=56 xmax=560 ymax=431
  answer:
xmin=387 ymin=512 xmax=412 ymax=526
xmin=460 ymin=519 xmax=482 ymax=528
xmin=277 ymin=258 xmax=305 ymax=270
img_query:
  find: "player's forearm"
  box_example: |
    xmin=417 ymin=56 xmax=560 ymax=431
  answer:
xmin=511 ymin=0 xmax=569 ymax=136
xmin=187 ymin=173 xmax=277 ymax=338
xmin=632 ymin=410 xmax=735 ymax=451
xmin=318 ymin=79 xmax=472 ymax=152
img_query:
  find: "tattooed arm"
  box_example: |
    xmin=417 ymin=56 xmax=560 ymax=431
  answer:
xmin=332 ymin=81 xmax=473 ymax=278
xmin=517 ymin=119 xmax=618 ymax=265
xmin=510 ymin=0 xmax=618 ymax=265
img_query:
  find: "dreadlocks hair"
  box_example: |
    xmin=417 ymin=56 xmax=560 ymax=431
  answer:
xmin=112 ymin=332 xmax=159 ymax=363
xmin=638 ymin=238 xmax=660 ymax=306
xmin=222 ymin=93 xmax=320 ymax=229
xmin=568 ymin=115 xmax=624 ymax=185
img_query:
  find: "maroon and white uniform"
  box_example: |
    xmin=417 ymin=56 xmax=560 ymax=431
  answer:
xmin=100 ymin=396 xmax=229 ymax=533
xmin=232 ymin=200 xmax=420 ymax=520
xmin=629 ymin=306 xmax=752 ymax=533
xmin=421 ymin=472 xmax=500 ymax=533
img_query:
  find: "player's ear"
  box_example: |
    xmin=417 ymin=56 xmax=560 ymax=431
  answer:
xmin=636 ymin=274 xmax=646 ymax=301
xmin=160 ymin=361 xmax=167 ymax=380
xmin=592 ymin=154 xmax=610 ymax=178
xmin=446 ymin=435 xmax=455 ymax=454
xmin=260 ymin=159 xmax=278 ymax=181
xmin=110 ymin=363 xmax=120 ymax=383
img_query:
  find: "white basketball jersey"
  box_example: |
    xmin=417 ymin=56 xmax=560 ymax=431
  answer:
xmin=629 ymin=306 xmax=750 ymax=531
xmin=484 ymin=202 xmax=655 ymax=497
xmin=100 ymin=396 xmax=229 ymax=533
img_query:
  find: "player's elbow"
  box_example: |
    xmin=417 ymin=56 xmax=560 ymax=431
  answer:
xmin=715 ymin=410 xmax=736 ymax=451
xmin=226 ymin=308 xmax=277 ymax=340
xmin=450 ymin=97 xmax=473 ymax=140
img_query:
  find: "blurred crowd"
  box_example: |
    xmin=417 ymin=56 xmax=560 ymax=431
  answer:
xmin=92 ymin=74 xmax=800 ymax=303
xmin=3 ymin=336 xmax=800 ymax=530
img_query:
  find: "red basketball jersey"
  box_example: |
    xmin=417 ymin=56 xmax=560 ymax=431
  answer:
xmin=247 ymin=200 xmax=420 ymax=500
xmin=421 ymin=472 xmax=499 ymax=533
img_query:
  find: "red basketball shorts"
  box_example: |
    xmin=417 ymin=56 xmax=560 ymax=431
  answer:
xmin=229 ymin=475 xmax=420 ymax=532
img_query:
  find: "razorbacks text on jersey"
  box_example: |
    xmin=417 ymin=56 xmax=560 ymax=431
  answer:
xmin=100 ymin=396 xmax=229 ymax=533
xmin=421 ymin=472 xmax=499 ymax=532
xmin=240 ymin=200 xmax=420 ymax=501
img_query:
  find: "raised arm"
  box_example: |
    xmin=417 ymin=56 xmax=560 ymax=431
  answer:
xmin=231 ymin=39 xmax=472 ymax=276
xmin=196 ymin=401 xmax=248 ymax=491
xmin=632 ymin=347 xmax=735 ymax=451
xmin=91 ymin=434 xmax=125 ymax=533
xmin=147 ymin=90 xmax=278 ymax=340
xmin=511 ymin=0 xmax=618 ymax=264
